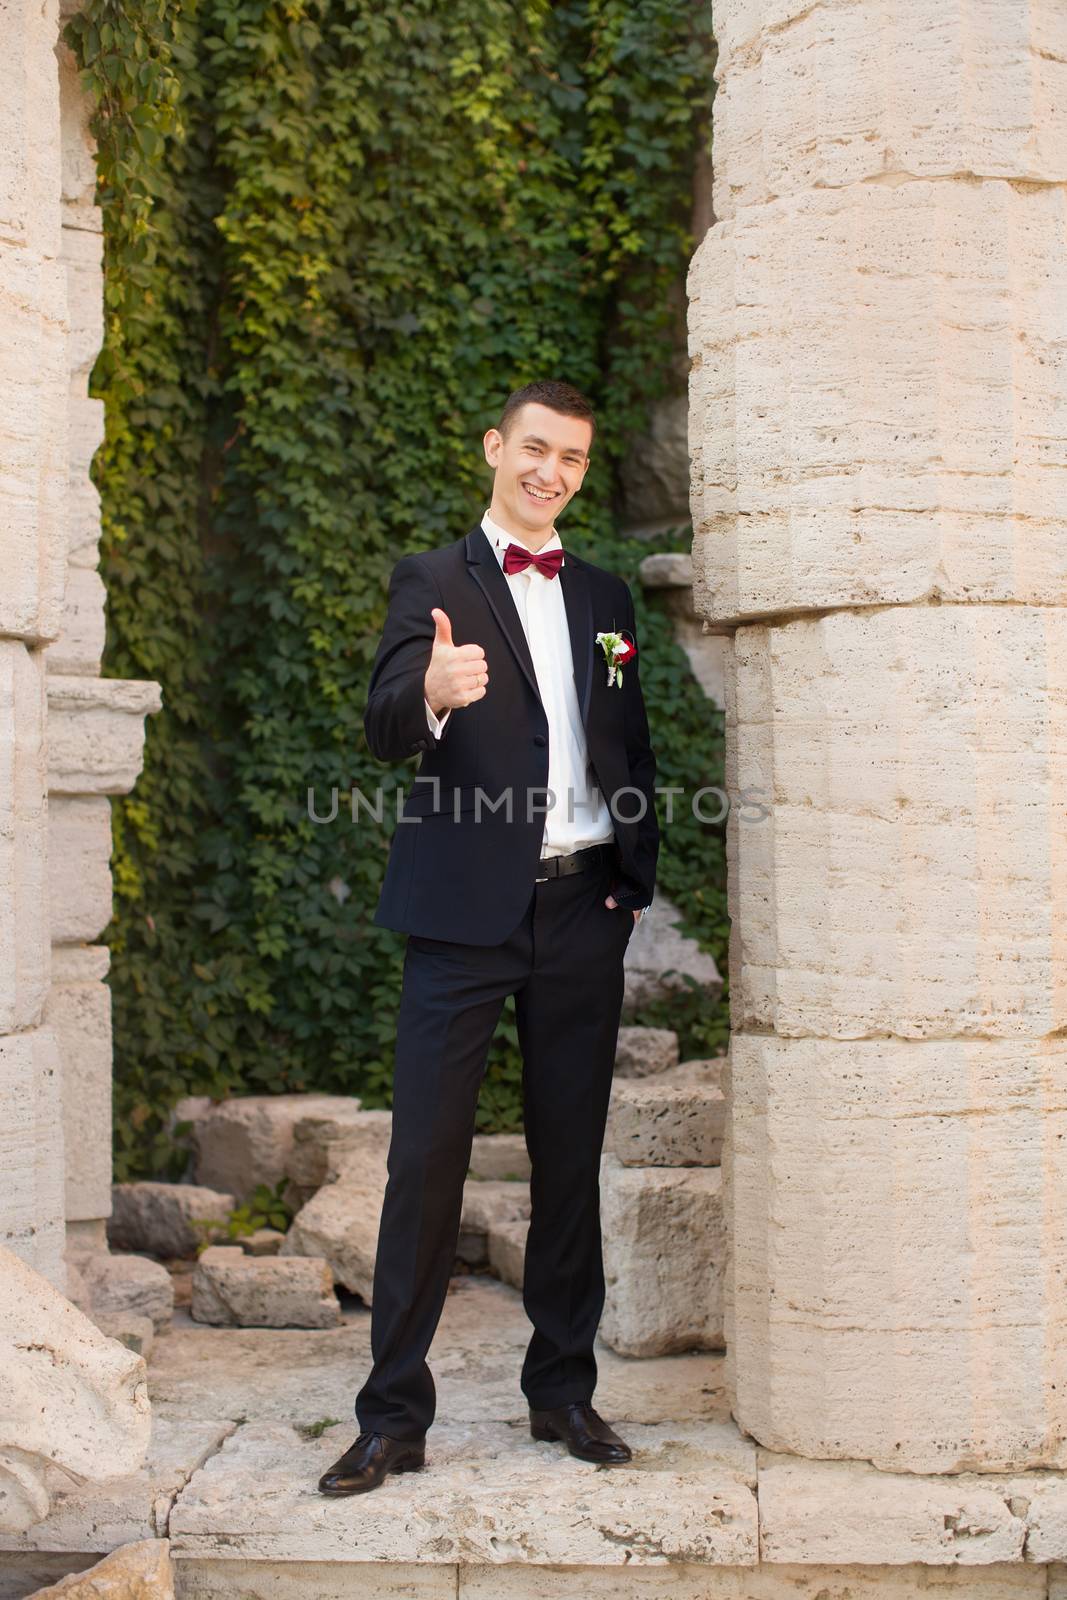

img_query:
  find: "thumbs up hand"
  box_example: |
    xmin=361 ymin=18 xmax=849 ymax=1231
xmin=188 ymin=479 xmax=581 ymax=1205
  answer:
xmin=424 ymin=608 xmax=488 ymax=715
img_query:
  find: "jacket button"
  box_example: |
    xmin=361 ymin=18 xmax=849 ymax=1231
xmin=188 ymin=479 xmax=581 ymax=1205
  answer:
xmin=414 ymin=739 xmax=428 ymax=752
xmin=533 ymin=734 xmax=547 ymax=747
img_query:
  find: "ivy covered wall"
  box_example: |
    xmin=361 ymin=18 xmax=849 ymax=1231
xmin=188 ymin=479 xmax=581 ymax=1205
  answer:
xmin=65 ymin=0 xmax=727 ymax=1178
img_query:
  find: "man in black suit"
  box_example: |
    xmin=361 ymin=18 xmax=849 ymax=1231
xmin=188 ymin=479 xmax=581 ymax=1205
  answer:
xmin=319 ymin=380 xmax=659 ymax=1495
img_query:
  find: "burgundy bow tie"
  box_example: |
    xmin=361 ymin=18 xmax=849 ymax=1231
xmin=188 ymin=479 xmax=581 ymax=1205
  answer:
xmin=503 ymin=542 xmax=564 ymax=580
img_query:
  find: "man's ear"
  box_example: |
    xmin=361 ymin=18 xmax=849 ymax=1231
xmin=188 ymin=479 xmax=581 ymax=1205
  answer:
xmin=483 ymin=427 xmax=503 ymax=468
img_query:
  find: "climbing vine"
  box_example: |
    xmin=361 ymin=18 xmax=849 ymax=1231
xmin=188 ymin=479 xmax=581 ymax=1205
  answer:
xmin=66 ymin=0 xmax=725 ymax=1178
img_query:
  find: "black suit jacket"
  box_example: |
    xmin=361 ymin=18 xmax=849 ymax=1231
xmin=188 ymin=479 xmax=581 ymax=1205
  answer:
xmin=364 ymin=522 xmax=659 ymax=944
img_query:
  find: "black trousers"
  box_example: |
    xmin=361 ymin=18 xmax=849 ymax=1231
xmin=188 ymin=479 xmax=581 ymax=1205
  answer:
xmin=354 ymin=856 xmax=636 ymax=1440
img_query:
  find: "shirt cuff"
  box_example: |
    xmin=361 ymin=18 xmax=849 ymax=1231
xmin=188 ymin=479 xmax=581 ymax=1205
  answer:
xmin=424 ymin=699 xmax=451 ymax=739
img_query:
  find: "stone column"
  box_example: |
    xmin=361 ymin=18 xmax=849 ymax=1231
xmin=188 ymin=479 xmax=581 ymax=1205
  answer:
xmin=689 ymin=0 xmax=1067 ymax=1472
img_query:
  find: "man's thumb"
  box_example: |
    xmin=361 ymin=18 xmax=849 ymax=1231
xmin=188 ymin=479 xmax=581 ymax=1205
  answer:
xmin=431 ymin=607 xmax=453 ymax=647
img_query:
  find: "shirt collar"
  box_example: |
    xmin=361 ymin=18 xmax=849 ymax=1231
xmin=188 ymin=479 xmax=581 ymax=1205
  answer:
xmin=481 ymin=509 xmax=564 ymax=572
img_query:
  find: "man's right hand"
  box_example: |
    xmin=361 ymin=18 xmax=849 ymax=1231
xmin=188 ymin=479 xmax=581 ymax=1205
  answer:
xmin=424 ymin=608 xmax=488 ymax=715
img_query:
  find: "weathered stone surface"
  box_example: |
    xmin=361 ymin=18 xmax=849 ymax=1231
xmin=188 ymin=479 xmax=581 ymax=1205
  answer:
xmin=458 ymin=1181 xmax=530 ymax=1268
xmin=710 ymin=0 xmax=1067 ymax=224
xmin=1 ymin=1027 xmax=65 ymax=1286
xmin=23 ymin=1538 xmax=173 ymax=1598
xmin=48 ymin=797 xmax=112 ymax=944
xmin=188 ymin=1095 xmax=371 ymax=1203
xmin=608 ymin=1080 xmax=725 ymax=1167
xmin=0 ymin=643 xmax=48 ymax=1035
xmin=147 ymin=1274 xmax=727 ymax=1434
xmin=599 ymin=1154 xmax=725 ymax=1357
xmin=191 ymin=1248 xmax=341 ymax=1331
xmin=45 ymin=946 xmax=111 ymax=1227
xmin=0 ymin=1244 xmax=149 ymax=1535
xmin=90 ymin=1313 xmax=154 ymax=1361
xmin=486 ymin=1218 xmax=528 ymax=1292
xmin=78 ymin=1252 xmax=174 ymax=1335
xmin=729 ymin=1034 xmax=1067 ymax=1473
xmin=689 ymin=185 xmax=1067 ymax=623
xmin=613 ymin=1027 xmax=679 ymax=1080
xmin=238 ymin=1229 xmax=284 ymax=1257
xmin=281 ymin=1137 xmax=390 ymax=1302
xmin=639 ymin=550 xmax=729 ymax=707
xmin=108 ymin=1185 xmax=235 ymax=1261
xmin=468 ymin=1133 xmax=531 ymax=1183
xmin=619 ymin=393 xmax=691 ymax=530
xmin=725 ymin=609 xmax=1067 ymax=1040
xmin=171 ymin=1560 xmax=455 ymax=1600
xmin=0 ymin=1418 xmax=231 ymax=1554
xmin=43 ymin=567 xmax=106 ymax=678
xmin=169 ymin=1419 xmax=758 ymax=1566
xmin=623 ymin=893 xmax=722 ymax=1014
xmin=284 ymin=1103 xmax=377 ymax=1200
xmin=45 ymin=678 xmax=162 ymax=796
xmin=758 ymin=1452 xmax=1067 ymax=1566
xmin=459 ymin=1567 xmax=1048 ymax=1600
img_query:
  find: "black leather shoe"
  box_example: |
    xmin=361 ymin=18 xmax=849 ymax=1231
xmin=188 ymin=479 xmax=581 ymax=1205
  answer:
xmin=529 ymin=1401 xmax=633 ymax=1464
xmin=317 ymin=1431 xmax=426 ymax=1495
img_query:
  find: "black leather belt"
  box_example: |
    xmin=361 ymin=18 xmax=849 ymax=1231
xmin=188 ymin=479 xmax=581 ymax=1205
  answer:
xmin=534 ymin=842 xmax=613 ymax=884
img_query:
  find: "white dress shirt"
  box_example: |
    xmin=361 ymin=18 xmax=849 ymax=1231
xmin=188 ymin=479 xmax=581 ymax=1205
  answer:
xmin=424 ymin=510 xmax=615 ymax=859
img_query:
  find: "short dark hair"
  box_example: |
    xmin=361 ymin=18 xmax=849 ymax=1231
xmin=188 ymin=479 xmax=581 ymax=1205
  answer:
xmin=497 ymin=380 xmax=597 ymax=448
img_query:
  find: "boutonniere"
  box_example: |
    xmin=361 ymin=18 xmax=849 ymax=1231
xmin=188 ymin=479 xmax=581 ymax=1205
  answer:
xmin=595 ymin=629 xmax=636 ymax=688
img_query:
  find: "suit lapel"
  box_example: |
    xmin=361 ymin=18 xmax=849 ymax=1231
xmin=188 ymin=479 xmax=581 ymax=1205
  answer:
xmin=464 ymin=524 xmax=542 ymax=705
xmin=464 ymin=522 xmax=595 ymax=727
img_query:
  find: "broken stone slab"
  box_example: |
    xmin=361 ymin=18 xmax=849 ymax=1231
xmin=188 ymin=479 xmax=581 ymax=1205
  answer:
xmin=22 ymin=1537 xmax=173 ymax=1598
xmin=757 ymin=1450 xmax=1067 ymax=1566
xmin=638 ymin=550 xmax=728 ymax=708
xmin=0 ymin=1419 xmax=233 ymax=1554
xmin=90 ymin=1314 xmax=154 ymax=1361
xmin=623 ymin=894 xmax=723 ymax=1015
xmin=76 ymin=1252 xmax=174 ymax=1334
xmin=660 ymin=1056 xmax=726 ymax=1091
xmin=281 ymin=1137 xmax=391 ymax=1302
xmin=468 ymin=1134 xmax=531 ymax=1182
xmin=285 ymin=1106 xmax=383 ymax=1202
xmin=168 ymin=1419 xmax=758 ymax=1566
xmin=46 ymin=676 xmax=162 ymax=796
xmin=185 ymin=1095 xmax=371 ymax=1203
xmin=487 ymin=1219 xmax=528 ymax=1293
xmin=191 ymin=1248 xmax=341 ymax=1331
xmin=613 ymin=1026 xmax=680 ymax=1079
xmin=108 ymin=1184 xmax=235 ymax=1261
xmin=0 ymin=1244 xmax=150 ymax=1535
xmin=458 ymin=1181 xmax=531 ymax=1268
xmin=599 ymin=1155 xmax=725 ymax=1357
xmin=608 ymin=1080 xmax=726 ymax=1166
xmin=238 ymin=1229 xmax=285 ymax=1257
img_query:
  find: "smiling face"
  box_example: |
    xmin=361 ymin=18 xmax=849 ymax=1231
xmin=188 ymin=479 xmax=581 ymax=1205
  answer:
xmin=483 ymin=401 xmax=593 ymax=548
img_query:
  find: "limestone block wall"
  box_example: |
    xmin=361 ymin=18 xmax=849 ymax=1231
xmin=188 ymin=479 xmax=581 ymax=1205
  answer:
xmin=0 ymin=0 xmax=160 ymax=1285
xmin=691 ymin=0 xmax=1067 ymax=1473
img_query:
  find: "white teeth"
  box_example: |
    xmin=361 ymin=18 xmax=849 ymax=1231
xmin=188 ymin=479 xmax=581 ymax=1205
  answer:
xmin=524 ymin=484 xmax=554 ymax=500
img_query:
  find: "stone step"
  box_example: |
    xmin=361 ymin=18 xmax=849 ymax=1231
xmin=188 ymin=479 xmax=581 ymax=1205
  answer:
xmin=608 ymin=1075 xmax=726 ymax=1167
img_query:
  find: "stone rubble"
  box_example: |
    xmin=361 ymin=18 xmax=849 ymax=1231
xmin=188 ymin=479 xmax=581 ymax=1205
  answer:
xmin=108 ymin=1185 xmax=235 ymax=1261
xmin=75 ymin=1253 xmax=174 ymax=1335
xmin=622 ymin=892 xmax=722 ymax=1014
xmin=608 ymin=1078 xmax=726 ymax=1167
xmin=22 ymin=1538 xmax=173 ymax=1599
xmin=191 ymin=1248 xmax=341 ymax=1331
xmin=613 ymin=1026 xmax=680 ymax=1079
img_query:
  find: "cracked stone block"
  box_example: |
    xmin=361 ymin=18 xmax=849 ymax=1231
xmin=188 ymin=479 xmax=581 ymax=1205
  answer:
xmin=90 ymin=1313 xmax=154 ymax=1361
xmin=187 ymin=1095 xmax=371 ymax=1204
xmin=599 ymin=1154 xmax=725 ymax=1357
xmin=46 ymin=677 xmax=161 ymax=796
xmin=468 ymin=1133 xmax=531 ymax=1183
xmin=486 ymin=1218 xmax=528 ymax=1292
xmin=613 ymin=1027 xmax=679 ymax=1080
xmin=0 ymin=1027 xmax=64 ymax=1286
xmin=238 ymin=1229 xmax=285 ymax=1257
xmin=21 ymin=1537 xmax=174 ymax=1598
xmin=729 ymin=1034 xmax=1067 ymax=1473
xmin=710 ymin=0 xmax=1067 ymax=223
xmin=758 ymin=1451 xmax=1067 ymax=1567
xmin=43 ymin=567 xmax=106 ymax=677
xmin=608 ymin=1079 xmax=726 ymax=1167
xmin=0 ymin=642 xmax=48 ymax=1036
xmin=619 ymin=392 xmax=691 ymax=529
xmin=77 ymin=1252 xmax=174 ymax=1335
xmin=45 ymin=946 xmax=111 ymax=1227
xmin=48 ymin=797 xmax=112 ymax=944
xmin=0 ymin=1243 xmax=149 ymax=1536
xmin=283 ymin=1103 xmax=376 ymax=1201
xmin=281 ymin=1134 xmax=390 ymax=1302
xmin=689 ymin=183 xmax=1067 ymax=623
xmin=458 ymin=1180 xmax=530 ymax=1268
xmin=168 ymin=1419 xmax=758 ymax=1566
xmin=639 ymin=550 xmax=729 ymax=708
xmin=108 ymin=1184 xmax=235 ymax=1262
xmin=191 ymin=1247 xmax=341 ymax=1331
xmin=0 ymin=1418 xmax=230 ymax=1554
xmin=623 ymin=893 xmax=722 ymax=1015
xmin=725 ymin=607 xmax=1067 ymax=1040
